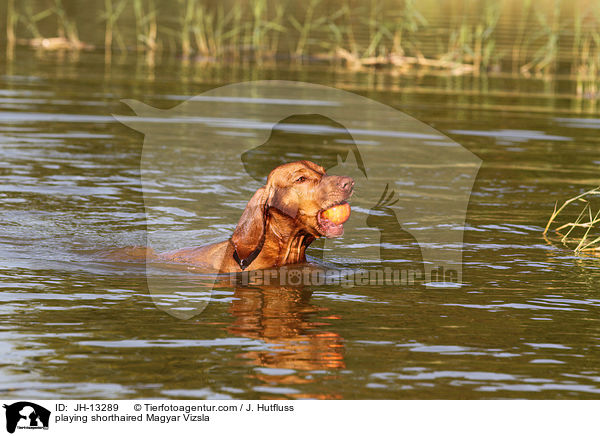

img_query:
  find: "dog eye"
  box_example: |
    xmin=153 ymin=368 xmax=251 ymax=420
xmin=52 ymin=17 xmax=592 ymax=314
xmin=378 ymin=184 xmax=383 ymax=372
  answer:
xmin=295 ymin=176 xmax=307 ymax=183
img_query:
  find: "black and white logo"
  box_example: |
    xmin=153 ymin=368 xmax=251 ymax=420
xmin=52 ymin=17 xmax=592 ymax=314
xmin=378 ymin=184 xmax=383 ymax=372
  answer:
xmin=3 ymin=402 xmax=50 ymax=434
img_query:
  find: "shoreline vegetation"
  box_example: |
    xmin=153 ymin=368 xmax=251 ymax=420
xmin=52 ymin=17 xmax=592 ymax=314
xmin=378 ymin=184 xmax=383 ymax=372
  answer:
xmin=3 ymin=0 xmax=600 ymax=86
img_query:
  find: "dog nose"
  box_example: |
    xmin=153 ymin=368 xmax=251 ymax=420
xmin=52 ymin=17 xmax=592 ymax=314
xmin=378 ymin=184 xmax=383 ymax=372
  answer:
xmin=338 ymin=176 xmax=354 ymax=192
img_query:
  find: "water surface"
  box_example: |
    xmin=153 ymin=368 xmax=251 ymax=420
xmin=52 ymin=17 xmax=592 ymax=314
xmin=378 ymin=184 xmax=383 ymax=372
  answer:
xmin=1 ymin=51 xmax=600 ymax=399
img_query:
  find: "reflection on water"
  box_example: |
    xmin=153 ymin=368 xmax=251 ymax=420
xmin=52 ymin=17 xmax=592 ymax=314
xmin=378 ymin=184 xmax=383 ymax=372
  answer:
xmin=1 ymin=50 xmax=600 ymax=399
xmin=229 ymin=285 xmax=345 ymax=399
xmin=229 ymin=286 xmax=345 ymax=370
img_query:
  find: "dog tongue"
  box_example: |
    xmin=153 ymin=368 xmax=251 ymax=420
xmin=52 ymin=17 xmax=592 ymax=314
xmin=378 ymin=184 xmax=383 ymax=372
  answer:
xmin=321 ymin=202 xmax=351 ymax=225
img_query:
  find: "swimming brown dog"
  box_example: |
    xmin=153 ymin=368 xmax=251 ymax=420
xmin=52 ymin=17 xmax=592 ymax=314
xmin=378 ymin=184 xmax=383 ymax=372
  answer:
xmin=159 ymin=160 xmax=354 ymax=273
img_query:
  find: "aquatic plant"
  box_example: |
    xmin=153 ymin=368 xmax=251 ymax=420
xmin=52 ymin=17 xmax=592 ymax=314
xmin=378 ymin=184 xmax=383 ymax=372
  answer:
xmin=511 ymin=0 xmax=533 ymax=73
xmin=289 ymin=0 xmax=326 ymax=59
xmin=392 ymin=0 xmax=427 ymax=56
xmin=133 ymin=0 xmax=158 ymax=52
xmin=520 ymin=0 xmax=561 ymax=75
xmin=3 ymin=0 xmax=600 ymax=79
xmin=6 ymin=0 xmax=16 ymax=58
xmin=570 ymin=2 xmax=600 ymax=100
xmin=178 ymin=0 xmax=194 ymax=58
xmin=442 ymin=0 xmax=501 ymax=72
xmin=102 ymin=0 xmax=128 ymax=62
xmin=544 ymin=186 xmax=600 ymax=253
xmin=53 ymin=0 xmax=80 ymax=46
xmin=475 ymin=0 xmax=502 ymax=72
xmin=20 ymin=2 xmax=51 ymax=40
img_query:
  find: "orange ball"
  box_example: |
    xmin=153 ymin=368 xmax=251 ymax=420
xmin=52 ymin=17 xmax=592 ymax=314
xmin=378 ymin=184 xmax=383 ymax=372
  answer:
xmin=321 ymin=202 xmax=351 ymax=225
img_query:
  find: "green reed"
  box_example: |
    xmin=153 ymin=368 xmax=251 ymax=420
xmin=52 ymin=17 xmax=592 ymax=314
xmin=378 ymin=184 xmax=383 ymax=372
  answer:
xmin=520 ymin=0 xmax=561 ymax=75
xmin=341 ymin=2 xmax=358 ymax=57
xmin=319 ymin=2 xmax=354 ymax=59
xmin=247 ymin=0 xmax=268 ymax=59
xmin=178 ymin=0 xmax=194 ymax=58
xmin=477 ymin=0 xmax=501 ymax=71
xmin=510 ymin=0 xmax=532 ymax=73
xmin=52 ymin=0 xmax=80 ymax=45
xmin=192 ymin=3 xmax=234 ymax=58
xmin=234 ymin=0 xmax=287 ymax=61
xmin=4 ymin=0 xmax=600 ymax=79
xmin=103 ymin=0 xmax=128 ymax=61
xmin=20 ymin=2 xmax=51 ymax=40
xmin=6 ymin=0 xmax=16 ymax=58
xmin=571 ymin=0 xmax=583 ymax=75
xmin=289 ymin=0 xmax=325 ymax=59
xmin=393 ymin=0 xmax=427 ymax=56
xmin=133 ymin=0 xmax=157 ymax=52
xmin=573 ymin=2 xmax=600 ymax=90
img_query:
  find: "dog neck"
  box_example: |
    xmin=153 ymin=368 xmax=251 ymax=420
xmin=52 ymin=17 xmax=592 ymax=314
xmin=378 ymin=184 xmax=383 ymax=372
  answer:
xmin=263 ymin=211 xmax=315 ymax=266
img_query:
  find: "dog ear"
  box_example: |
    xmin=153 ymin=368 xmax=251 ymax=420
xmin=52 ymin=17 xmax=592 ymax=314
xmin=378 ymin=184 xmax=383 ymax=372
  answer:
xmin=231 ymin=186 xmax=271 ymax=270
xmin=268 ymin=188 xmax=298 ymax=219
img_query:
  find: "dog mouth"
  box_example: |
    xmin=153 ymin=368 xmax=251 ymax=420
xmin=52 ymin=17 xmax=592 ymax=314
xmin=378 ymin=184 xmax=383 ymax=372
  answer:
xmin=317 ymin=200 xmax=351 ymax=238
